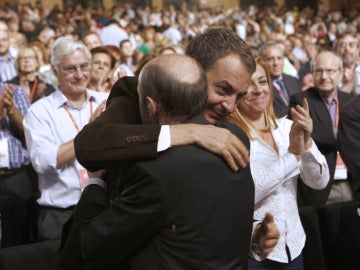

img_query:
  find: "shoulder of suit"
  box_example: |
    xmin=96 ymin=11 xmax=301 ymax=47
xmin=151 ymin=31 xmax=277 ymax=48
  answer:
xmin=283 ymin=73 xmax=299 ymax=80
xmin=341 ymin=95 xmax=360 ymax=117
xmin=108 ymin=76 xmax=138 ymax=101
xmin=338 ymin=90 xmax=354 ymax=100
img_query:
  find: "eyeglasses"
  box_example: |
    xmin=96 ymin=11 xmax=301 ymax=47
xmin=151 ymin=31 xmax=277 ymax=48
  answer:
xmin=338 ymin=42 xmax=358 ymax=49
xmin=62 ymin=63 xmax=91 ymax=74
xmin=313 ymin=69 xmax=340 ymax=76
xmin=18 ymin=56 xmax=37 ymax=61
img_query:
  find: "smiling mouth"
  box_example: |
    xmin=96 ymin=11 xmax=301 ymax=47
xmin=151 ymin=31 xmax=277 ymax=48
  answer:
xmin=213 ymin=109 xmax=227 ymax=120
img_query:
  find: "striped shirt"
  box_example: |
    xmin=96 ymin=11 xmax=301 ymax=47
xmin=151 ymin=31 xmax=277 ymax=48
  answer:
xmin=0 ymin=54 xmax=17 ymax=82
xmin=0 ymin=83 xmax=30 ymax=169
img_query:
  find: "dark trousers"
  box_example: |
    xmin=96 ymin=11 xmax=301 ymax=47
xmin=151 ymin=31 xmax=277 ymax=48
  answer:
xmin=0 ymin=166 xmax=38 ymax=247
xmin=248 ymin=253 xmax=304 ymax=270
xmin=36 ymin=205 xmax=73 ymax=242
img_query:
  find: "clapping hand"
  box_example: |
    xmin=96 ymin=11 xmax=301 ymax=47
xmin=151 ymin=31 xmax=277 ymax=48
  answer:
xmin=0 ymin=98 xmax=5 ymax=119
xmin=3 ymin=84 xmax=15 ymax=115
xmin=37 ymin=83 xmax=47 ymax=99
xmin=290 ymin=98 xmax=313 ymax=151
xmin=89 ymin=100 xmax=106 ymax=123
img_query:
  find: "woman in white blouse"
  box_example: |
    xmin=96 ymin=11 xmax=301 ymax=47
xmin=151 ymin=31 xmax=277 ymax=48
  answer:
xmin=228 ymin=59 xmax=329 ymax=270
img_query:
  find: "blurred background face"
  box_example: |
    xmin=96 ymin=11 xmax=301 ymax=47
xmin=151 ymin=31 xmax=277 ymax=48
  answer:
xmin=0 ymin=30 xmax=10 ymax=56
xmin=83 ymin=33 xmax=102 ymax=50
xmin=261 ymin=46 xmax=284 ymax=78
xmin=336 ymin=35 xmax=360 ymax=66
xmin=144 ymin=28 xmax=155 ymax=41
xmin=120 ymin=41 xmax=134 ymax=58
xmin=90 ymin=52 xmax=112 ymax=82
xmin=18 ymin=48 xmax=38 ymax=73
xmin=237 ymin=64 xmax=270 ymax=118
xmin=312 ymin=52 xmax=342 ymax=95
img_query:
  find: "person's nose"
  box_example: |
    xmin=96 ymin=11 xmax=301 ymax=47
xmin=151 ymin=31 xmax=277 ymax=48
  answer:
xmin=97 ymin=62 xmax=106 ymax=69
xmin=74 ymin=67 xmax=84 ymax=79
xmin=250 ymin=83 xmax=261 ymax=94
xmin=319 ymin=70 xmax=330 ymax=79
xmin=221 ymin=95 xmax=237 ymax=114
xmin=274 ymin=58 xmax=281 ymax=66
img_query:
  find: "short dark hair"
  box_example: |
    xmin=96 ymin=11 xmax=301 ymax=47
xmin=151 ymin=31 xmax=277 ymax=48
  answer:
xmin=81 ymin=30 xmax=100 ymax=42
xmin=90 ymin=46 xmax=116 ymax=69
xmin=139 ymin=57 xmax=208 ymax=122
xmin=119 ymin=39 xmax=132 ymax=48
xmin=185 ymin=26 xmax=256 ymax=74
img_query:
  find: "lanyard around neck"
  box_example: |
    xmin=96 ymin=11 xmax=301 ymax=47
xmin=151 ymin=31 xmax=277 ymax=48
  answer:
xmin=335 ymin=98 xmax=339 ymax=128
xmin=29 ymin=77 xmax=39 ymax=103
xmin=63 ymin=100 xmax=93 ymax=133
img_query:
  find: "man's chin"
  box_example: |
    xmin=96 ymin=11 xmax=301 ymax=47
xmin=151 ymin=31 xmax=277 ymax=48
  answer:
xmin=203 ymin=112 xmax=222 ymax=124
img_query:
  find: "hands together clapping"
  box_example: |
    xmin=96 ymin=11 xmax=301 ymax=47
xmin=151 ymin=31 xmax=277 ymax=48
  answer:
xmin=0 ymin=84 xmax=15 ymax=119
xmin=288 ymin=98 xmax=313 ymax=159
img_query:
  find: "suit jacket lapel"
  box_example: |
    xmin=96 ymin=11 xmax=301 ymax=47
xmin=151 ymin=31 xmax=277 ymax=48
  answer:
xmin=307 ymin=88 xmax=335 ymax=141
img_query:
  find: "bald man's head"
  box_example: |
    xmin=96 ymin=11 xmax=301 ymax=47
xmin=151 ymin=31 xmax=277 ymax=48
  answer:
xmin=138 ymin=54 xmax=208 ymax=124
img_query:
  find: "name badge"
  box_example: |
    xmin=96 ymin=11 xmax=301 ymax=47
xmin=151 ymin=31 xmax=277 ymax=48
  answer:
xmin=0 ymin=138 xmax=10 ymax=168
xmin=334 ymin=152 xmax=348 ymax=180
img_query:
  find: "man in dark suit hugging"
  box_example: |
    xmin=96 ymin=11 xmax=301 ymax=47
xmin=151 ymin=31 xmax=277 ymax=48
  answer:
xmin=57 ymin=53 xmax=279 ymax=270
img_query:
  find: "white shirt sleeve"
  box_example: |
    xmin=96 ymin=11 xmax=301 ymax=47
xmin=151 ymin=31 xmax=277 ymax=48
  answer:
xmin=23 ymin=103 xmax=59 ymax=175
xmin=157 ymin=125 xmax=171 ymax=152
xmin=299 ymin=140 xmax=330 ymax=189
xmin=85 ymin=178 xmax=107 ymax=190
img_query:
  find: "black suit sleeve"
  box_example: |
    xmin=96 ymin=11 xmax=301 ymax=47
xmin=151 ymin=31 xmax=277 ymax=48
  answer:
xmin=75 ymin=166 xmax=166 ymax=263
xmin=74 ymin=76 xmax=161 ymax=171
xmin=338 ymin=96 xmax=360 ymax=200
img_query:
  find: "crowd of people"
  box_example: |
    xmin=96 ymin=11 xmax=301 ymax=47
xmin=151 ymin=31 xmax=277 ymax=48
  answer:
xmin=0 ymin=1 xmax=360 ymax=270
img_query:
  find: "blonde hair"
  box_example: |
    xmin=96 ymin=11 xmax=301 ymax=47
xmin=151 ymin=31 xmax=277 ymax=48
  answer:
xmin=227 ymin=58 xmax=278 ymax=140
xmin=15 ymin=45 xmax=40 ymax=73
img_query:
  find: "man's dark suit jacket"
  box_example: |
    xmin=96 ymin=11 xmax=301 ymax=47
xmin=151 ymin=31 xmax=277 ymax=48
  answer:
xmin=338 ymin=95 xmax=360 ymax=200
xmin=289 ymin=87 xmax=353 ymax=205
xmin=74 ymin=76 xmax=161 ymax=171
xmin=272 ymin=73 xmax=302 ymax=118
xmin=59 ymin=115 xmax=254 ymax=270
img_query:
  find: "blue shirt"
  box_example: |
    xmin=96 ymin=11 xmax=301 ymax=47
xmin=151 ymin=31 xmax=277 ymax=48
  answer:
xmin=0 ymin=53 xmax=17 ymax=82
xmin=0 ymin=83 xmax=30 ymax=169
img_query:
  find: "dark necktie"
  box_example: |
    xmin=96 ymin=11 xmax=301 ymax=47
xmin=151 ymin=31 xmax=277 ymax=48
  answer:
xmin=274 ymin=79 xmax=289 ymax=105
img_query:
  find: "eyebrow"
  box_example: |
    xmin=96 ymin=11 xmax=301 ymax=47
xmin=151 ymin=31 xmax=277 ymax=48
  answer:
xmin=218 ymin=80 xmax=236 ymax=93
xmin=257 ymin=75 xmax=267 ymax=80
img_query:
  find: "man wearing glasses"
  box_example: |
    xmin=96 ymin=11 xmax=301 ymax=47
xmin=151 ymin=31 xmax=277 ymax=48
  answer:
xmin=290 ymin=50 xmax=354 ymax=206
xmin=23 ymin=37 xmax=108 ymax=241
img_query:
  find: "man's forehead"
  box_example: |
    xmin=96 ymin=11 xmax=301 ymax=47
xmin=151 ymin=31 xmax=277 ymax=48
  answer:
xmin=340 ymin=35 xmax=357 ymax=42
xmin=315 ymin=54 xmax=337 ymax=65
xmin=61 ymin=50 xmax=88 ymax=61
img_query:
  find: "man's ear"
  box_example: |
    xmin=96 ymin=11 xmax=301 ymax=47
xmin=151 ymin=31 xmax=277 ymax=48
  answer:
xmin=145 ymin=96 xmax=158 ymax=117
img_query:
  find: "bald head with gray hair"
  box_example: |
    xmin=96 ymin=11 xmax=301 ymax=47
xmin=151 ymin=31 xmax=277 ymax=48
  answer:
xmin=50 ymin=37 xmax=92 ymax=71
xmin=138 ymin=54 xmax=208 ymax=124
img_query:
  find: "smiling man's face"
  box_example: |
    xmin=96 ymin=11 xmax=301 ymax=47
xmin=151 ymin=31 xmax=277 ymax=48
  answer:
xmin=204 ymin=53 xmax=252 ymax=124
